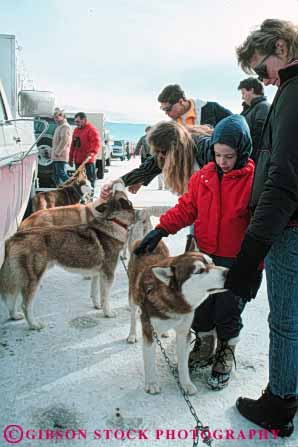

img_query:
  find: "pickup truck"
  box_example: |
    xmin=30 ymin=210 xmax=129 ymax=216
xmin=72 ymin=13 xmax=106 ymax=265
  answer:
xmin=111 ymin=139 xmax=126 ymax=161
xmin=0 ymin=86 xmax=54 ymax=267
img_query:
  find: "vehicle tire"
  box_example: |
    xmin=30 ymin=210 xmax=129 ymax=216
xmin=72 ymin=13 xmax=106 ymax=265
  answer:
xmin=121 ymin=157 xmax=124 ymax=161
xmin=37 ymin=136 xmax=55 ymax=187
xmin=23 ymin=177 xmax=37 ymax=219
xmin=96 ymin=159 xmax=104 ymax=179
xmin=106 ymin=157 xmax=111 ymax=166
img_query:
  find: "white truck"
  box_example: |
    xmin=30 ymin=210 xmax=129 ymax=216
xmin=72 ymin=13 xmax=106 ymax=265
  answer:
xmin=0 ymin=34 xmax=54 ymax=266
xmin=87 ymin=112 xmax=111 ymax=177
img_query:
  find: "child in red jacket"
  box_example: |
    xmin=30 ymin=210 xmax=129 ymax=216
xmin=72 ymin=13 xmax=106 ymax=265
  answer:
xmin=135 ymin=115 xmax=262 ymax=390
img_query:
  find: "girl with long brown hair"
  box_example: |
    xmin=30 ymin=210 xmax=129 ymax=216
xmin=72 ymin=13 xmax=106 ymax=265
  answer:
xmin=100 ymin=121 xmax=213 ymax=198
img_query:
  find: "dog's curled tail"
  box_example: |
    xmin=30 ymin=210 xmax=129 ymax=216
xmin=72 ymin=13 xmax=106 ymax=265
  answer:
xmin=0 ymin=247 xmax=18 ymax=305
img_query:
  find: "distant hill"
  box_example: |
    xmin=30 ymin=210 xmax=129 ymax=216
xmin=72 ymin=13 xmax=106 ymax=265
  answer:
xmin=105 ymin=121 xmax=147 ymax=142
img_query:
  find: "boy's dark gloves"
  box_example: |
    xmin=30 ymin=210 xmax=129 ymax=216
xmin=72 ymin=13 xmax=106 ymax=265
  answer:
xmin=224 ymin=233 xmax=271 ymax=300
xmin=133 ymin=228 xmax=168 ymax=256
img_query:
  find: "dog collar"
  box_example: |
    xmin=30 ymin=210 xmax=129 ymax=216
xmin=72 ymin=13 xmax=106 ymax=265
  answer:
xmin=111 ymin=218 xmax=128 ymax=231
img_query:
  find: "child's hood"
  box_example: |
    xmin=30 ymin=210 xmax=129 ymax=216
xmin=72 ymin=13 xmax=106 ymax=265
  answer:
xmin=211 ymin=114 xmax=252 ymax=169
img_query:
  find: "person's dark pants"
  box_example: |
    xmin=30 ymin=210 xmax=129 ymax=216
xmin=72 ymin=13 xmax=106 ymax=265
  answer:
xmin=52 ymin=161 xmax=69 ymax=185
xmin=75 ymin=162 xmax=96 ymax=188
xmin=192 ymin=255 xmax=262 ymax=340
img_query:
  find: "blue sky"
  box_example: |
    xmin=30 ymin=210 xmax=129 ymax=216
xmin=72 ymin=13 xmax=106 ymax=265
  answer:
xmin=1 ymin=0 xmax=298 ymax=123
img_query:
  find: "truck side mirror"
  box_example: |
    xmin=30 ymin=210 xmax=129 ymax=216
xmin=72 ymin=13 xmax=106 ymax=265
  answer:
xmin=18 ymin=90 xmax=55 ymax=118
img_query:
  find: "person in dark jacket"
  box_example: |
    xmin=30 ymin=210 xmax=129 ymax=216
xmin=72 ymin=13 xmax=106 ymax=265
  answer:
xmin=158 ymin=83 xmax=232 ymax=128
xmin=238 ymin=77 xmax=270 ymax=161
xmin=135 ymin=126 xmax=152 ymax=163
xmin=225 ymin=19 xmax=298 ymax=436
xmin=134 ymin=115 xmax=260 ymax=390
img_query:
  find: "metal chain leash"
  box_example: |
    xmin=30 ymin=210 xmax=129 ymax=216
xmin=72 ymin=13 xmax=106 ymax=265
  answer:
xmin=151 ymin=326 xmax=213 ymax=447
xmin=120 ymin=255 xmax=213 ymax=446
xmin=120 ymin=255 xmax=129 ymax=275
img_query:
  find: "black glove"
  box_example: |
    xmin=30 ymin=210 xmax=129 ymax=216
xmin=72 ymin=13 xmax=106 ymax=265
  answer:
xmin=224 ymin=233 xmax=270 ymax=300
xmin=133 ymin=228 xmax=168 ymax=256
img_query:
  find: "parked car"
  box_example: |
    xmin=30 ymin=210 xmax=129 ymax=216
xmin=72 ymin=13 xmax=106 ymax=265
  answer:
xmin=111 ymin=140 xmax=125 ymax=161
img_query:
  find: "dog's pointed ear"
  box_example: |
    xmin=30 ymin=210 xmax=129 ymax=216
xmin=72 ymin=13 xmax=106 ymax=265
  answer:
xmin=151 ymin=266 xmax=173 ymax=286
xmin=119 ymin=197 xmax=132 ymax=209
xmin=184 ymin=234 xmax=199 ymax=253
xmin=95 ymin=203 xmax=107 ymax=213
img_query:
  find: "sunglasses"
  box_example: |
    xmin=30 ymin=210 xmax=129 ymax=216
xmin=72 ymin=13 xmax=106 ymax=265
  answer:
xmin=254 ymin=54 xmax=271 ymax=82
xmin=161 ymin=103 xmax=175 ymax=113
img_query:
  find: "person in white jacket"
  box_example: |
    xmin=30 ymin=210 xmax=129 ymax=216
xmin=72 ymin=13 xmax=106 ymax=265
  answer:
xmin=51 ymin=108 xmax=72 ymax=185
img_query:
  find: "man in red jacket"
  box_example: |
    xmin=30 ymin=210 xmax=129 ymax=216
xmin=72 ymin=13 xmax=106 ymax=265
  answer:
xmin=69 ymin=112 xmax=100 ymax=188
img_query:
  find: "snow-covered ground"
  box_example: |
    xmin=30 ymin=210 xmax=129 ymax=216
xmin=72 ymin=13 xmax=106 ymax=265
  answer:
xmin=0 ymin=157 xmax=297 ymax=447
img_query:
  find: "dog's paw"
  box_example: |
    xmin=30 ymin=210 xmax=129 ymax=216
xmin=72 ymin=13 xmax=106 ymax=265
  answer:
xmin=29 ymin=321 xmax=46 ymax=330
xmin=93 ymin=302 xmax=102 ymax=310
xmin=161 ymin=331 xmax=170 ymax=338
xmin=103 ymin=309 xmax=116 ymax=318
xmin=145 ymin=383 xmax=161 ymax=394
xmin=181 ymin=381 xmax=197 ymax=395
xmin=127 ymin=334 xmax=137 ymax=344
xmin=11 ymin=312 xmax=24 ymax=321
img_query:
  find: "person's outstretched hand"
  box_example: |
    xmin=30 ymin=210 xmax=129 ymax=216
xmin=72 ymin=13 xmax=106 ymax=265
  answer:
xmin=100 ymin=179 xmax=124 ymax=200
xmin=100 ymin=181 xmax=113 ymax=200
xmin=133 ymin=228 xmax=168 ymax=256
xmin=128 ymin=183 xmax=142 ymax=194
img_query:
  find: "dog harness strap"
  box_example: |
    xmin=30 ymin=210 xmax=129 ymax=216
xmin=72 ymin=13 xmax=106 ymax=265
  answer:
xmin=71 ymin=183 xmax=83 ymax=200
xmin=111 ymin=218 xmax=128 ymax=230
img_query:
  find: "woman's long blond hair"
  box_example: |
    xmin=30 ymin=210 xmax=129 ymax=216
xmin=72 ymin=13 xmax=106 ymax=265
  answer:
xmin=148 ymin=121 xmax=213 ymax=195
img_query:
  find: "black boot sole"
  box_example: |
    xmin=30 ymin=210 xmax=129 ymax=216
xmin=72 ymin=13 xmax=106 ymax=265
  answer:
xmin=236 ymin=399 xmax=294 ymax=437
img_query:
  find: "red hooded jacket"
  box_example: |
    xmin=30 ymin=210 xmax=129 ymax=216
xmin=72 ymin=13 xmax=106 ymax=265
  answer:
xmin=69 ymin=122 xmax=100 ymax=164
xmin=158 ymin=160 xmax=255 ymax=258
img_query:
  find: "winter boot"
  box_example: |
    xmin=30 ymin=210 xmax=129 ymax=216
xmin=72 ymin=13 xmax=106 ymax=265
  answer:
xmin=188 ymin=330 xmax=216 ymax=371
xmin=207 ymin=337 xmax=237 ymax=390
xmin=236 ymin=387 xmax=298 ymax=437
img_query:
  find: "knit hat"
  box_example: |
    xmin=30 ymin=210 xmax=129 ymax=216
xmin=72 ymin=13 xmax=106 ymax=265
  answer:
xmin=211 ymin=114 xmax=252 ymax=169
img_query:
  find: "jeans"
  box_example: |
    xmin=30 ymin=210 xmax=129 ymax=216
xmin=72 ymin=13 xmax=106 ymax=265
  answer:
xmin=76 ymin=162 xmax=96 ymax=188
xmin=52 ymin=161 xmax=69 ymax=185
xmin=265 ymin=227 xmax=298 ymax=397
xmin=192 ymin=255 xmax=253 ymax=340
